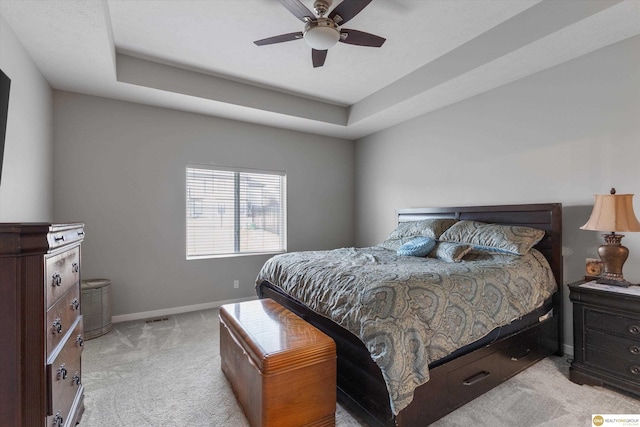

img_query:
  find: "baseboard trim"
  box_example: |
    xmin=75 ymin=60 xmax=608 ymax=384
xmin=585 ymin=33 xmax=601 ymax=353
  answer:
xmin=563 ymin=343 xmax=574 ymax=358
xmin=111 ymin=296 xmax=258 ymax=324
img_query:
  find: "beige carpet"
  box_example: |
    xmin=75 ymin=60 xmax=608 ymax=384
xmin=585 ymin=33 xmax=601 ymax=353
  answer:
xmin=80 ymin=308 xmax=639 ymax=426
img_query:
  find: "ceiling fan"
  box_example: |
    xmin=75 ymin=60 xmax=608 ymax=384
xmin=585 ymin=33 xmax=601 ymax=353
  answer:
xmin=254 ymin=0 xmax=386 ymax=68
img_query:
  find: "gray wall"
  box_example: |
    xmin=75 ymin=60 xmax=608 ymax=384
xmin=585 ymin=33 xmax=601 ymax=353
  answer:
xmin=355 ymin=35 xmax=640 ymax=353
xmin=0 ymin=16 xmax=53 ymax=221
xmin=53 ymin=92 xmax=354 ymax=317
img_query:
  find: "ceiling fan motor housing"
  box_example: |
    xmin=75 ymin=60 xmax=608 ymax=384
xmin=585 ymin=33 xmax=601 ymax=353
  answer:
xmin=303 ymin=18 xmax=340 ymax=50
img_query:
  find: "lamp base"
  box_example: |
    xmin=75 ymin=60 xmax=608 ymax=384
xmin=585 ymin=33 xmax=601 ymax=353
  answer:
xmin=596 ymin=233 xmax=633 ymax=287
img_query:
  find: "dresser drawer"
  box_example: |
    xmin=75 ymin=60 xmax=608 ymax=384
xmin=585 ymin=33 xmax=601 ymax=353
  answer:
xmin=47 ymin=287 xmax=81 ymax=356
xmin=47 ymin=317 xmax=84 ymax=425
xmin=585 ymin=345 xmax=640 ymax=382
xmin=585 ymin=309 xmax=640 ymax=339
xmin=586 ymin=330 xmax=640 ymax=360
xmin=46 ymin=246 xmax=80 ymax=309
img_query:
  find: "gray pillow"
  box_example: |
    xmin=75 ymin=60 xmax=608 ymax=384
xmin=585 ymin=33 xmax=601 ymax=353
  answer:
xmin=439 ymin=220 xmax=545 ymax=255
xmin=428 ymin=242 xmax=472 ymax=262
xmin=382 ymin=219 xmax=458 ymax=248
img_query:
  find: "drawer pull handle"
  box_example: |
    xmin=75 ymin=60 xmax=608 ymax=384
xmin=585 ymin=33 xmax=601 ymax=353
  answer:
xmin=71 ymin=298 xmax=80 ymax=311
xmin=78 ymin=231 xmax=85 ymax=236
xmin=76 ymin=335 xmax=84 ymax=347
xmin=53 ymin=411 xmax=64 ymax=427
xmin=511 ymin=348 xmax=532 ymax=362
xmin=630 ymin=325 xmax=640 ymax=335
xmin=54 ymin=235 xmax=65 ymax=242
xmin=463 ymin=371 xmax=491 ymax=386
xmin=631 ymin=366 xmax=640 ymax=376
xmin=57 ymin=364 xmax=67 ymax=380
xmin=52 ymin=272 xmax=62 ymax=287
xmin=630 ymin=346 xmax=640 ymax=355
xmin=71 ymin=262 xmax=79 ymax=273
xmin=52 ymin=318 xmax=63 ymax=334
xmin=72 ymin=372 xmax=81 ymax=386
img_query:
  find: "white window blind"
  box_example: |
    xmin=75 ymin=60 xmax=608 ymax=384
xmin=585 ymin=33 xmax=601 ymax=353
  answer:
xmin=186 ymin=165 xmax=287 ymax=258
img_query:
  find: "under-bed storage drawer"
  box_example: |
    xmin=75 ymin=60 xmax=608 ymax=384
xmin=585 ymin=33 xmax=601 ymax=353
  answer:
xmin=500 ymin=327 xmax=541 ymax=380
xmin=447 ymin=351 xmax=501 ymax=410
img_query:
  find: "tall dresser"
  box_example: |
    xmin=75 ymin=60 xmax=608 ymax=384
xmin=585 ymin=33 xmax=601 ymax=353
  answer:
xmin=0 ymin=223 xmax=85 ymax=427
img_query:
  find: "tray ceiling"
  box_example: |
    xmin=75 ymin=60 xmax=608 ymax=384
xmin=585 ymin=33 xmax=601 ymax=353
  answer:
xmin=1 ymin=0 xmax=638 ymax=139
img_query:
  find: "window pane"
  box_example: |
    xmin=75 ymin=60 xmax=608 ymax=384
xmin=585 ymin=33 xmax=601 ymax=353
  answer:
xmin=186 ymin=165 xmax=286 ymax=258
xmin=239 ymin=172 xmax=286 ymax=253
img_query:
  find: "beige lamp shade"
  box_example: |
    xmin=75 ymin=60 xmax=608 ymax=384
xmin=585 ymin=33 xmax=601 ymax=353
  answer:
xmin=581 ymin=193 xmax=640 ymax=232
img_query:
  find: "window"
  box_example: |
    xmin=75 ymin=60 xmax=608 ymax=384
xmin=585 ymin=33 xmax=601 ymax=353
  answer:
xmin=186 ymin=165 xmax=287 ymax=259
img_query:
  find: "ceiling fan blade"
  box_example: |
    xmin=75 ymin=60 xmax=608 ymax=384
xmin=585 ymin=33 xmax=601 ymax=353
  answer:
xmin=279 ymin=0 xmax=315 ymax=22
xmin=339 ymin=29 xmax=385 ymax=47
xmin=312 ymin=49 xmax=327 ymax=68
xmin=329 ymin=0 xmax=372 ymax=25
xmin=254 ymin=32 xmax=303 ymax=46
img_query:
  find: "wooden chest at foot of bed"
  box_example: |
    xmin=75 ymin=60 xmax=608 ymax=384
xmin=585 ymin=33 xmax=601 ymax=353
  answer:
xmin=219 ymin=299 xmax=337 ymax=427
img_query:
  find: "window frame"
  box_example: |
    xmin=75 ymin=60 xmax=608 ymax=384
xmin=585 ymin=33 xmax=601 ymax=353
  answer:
xmin=186 ymin=164 xmax=287 ymax=260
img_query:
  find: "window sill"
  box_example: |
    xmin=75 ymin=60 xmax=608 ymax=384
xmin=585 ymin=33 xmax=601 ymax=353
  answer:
xmin=187 ymin=251 xmax=285 ymax=261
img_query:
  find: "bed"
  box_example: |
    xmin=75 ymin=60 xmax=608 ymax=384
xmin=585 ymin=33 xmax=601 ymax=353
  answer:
xmin=256 ymin=203 xmax=563 ymax=426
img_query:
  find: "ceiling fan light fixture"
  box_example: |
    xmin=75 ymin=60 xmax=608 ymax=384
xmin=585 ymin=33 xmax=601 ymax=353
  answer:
xmin=303 ymin=18 xmax=340 ymax=50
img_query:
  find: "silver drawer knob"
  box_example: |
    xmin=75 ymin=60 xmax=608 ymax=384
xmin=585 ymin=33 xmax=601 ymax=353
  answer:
xmin=72 ymin=371 xmax=81 ymax=386
xmin=53 ymin=410 xmax=64 ymax=427
xmin=631 ymin=366 xmax=640 ymax=376
xmin=57 ymin=364 xmax=67 ymax=380
xmin=630 ymin=325 xmax=640 ymax=335
xmin=630 ymin=346 xmax=640 ymax=355
xmin=52 ymin=319 xmax=63 ymax=334
xmin=51 ymin=272 xmax=62 ymax=287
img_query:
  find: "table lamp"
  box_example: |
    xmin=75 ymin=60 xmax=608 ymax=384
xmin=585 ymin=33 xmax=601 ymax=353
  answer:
xmin=580 ymin=188 xmax=640 ymax=287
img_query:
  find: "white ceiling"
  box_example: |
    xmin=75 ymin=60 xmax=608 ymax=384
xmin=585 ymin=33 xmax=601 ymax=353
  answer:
xmin=1 ymin=0 xmax=639 ymax=139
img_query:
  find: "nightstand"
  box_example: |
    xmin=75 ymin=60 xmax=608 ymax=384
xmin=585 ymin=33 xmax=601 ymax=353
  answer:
xmin=569 ymin=279 xmax=640 ymax=397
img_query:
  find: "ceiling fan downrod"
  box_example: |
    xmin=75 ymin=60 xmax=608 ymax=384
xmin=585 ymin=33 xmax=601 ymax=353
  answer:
xmin=313 ymin=0 xmax=331 ymax=17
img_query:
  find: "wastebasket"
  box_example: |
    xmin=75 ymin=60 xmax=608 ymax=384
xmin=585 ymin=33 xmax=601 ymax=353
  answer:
xmin=80 ymin=278 xmax=112 ymax=339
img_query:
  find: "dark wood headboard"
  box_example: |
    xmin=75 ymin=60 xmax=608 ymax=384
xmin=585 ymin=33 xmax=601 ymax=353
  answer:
xmin=397 ymin=203 xmax=563 ymax=350
xmin=396 ymin=203 xmax=563 ymax=285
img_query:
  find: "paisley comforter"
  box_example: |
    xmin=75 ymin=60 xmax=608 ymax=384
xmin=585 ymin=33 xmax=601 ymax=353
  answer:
xmin=255 ymin=246 xmax=557 ymax=414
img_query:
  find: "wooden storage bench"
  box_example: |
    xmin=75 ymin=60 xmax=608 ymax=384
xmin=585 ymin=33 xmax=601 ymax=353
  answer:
xmin=219 ymin=298 xmax=337 ymax=427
